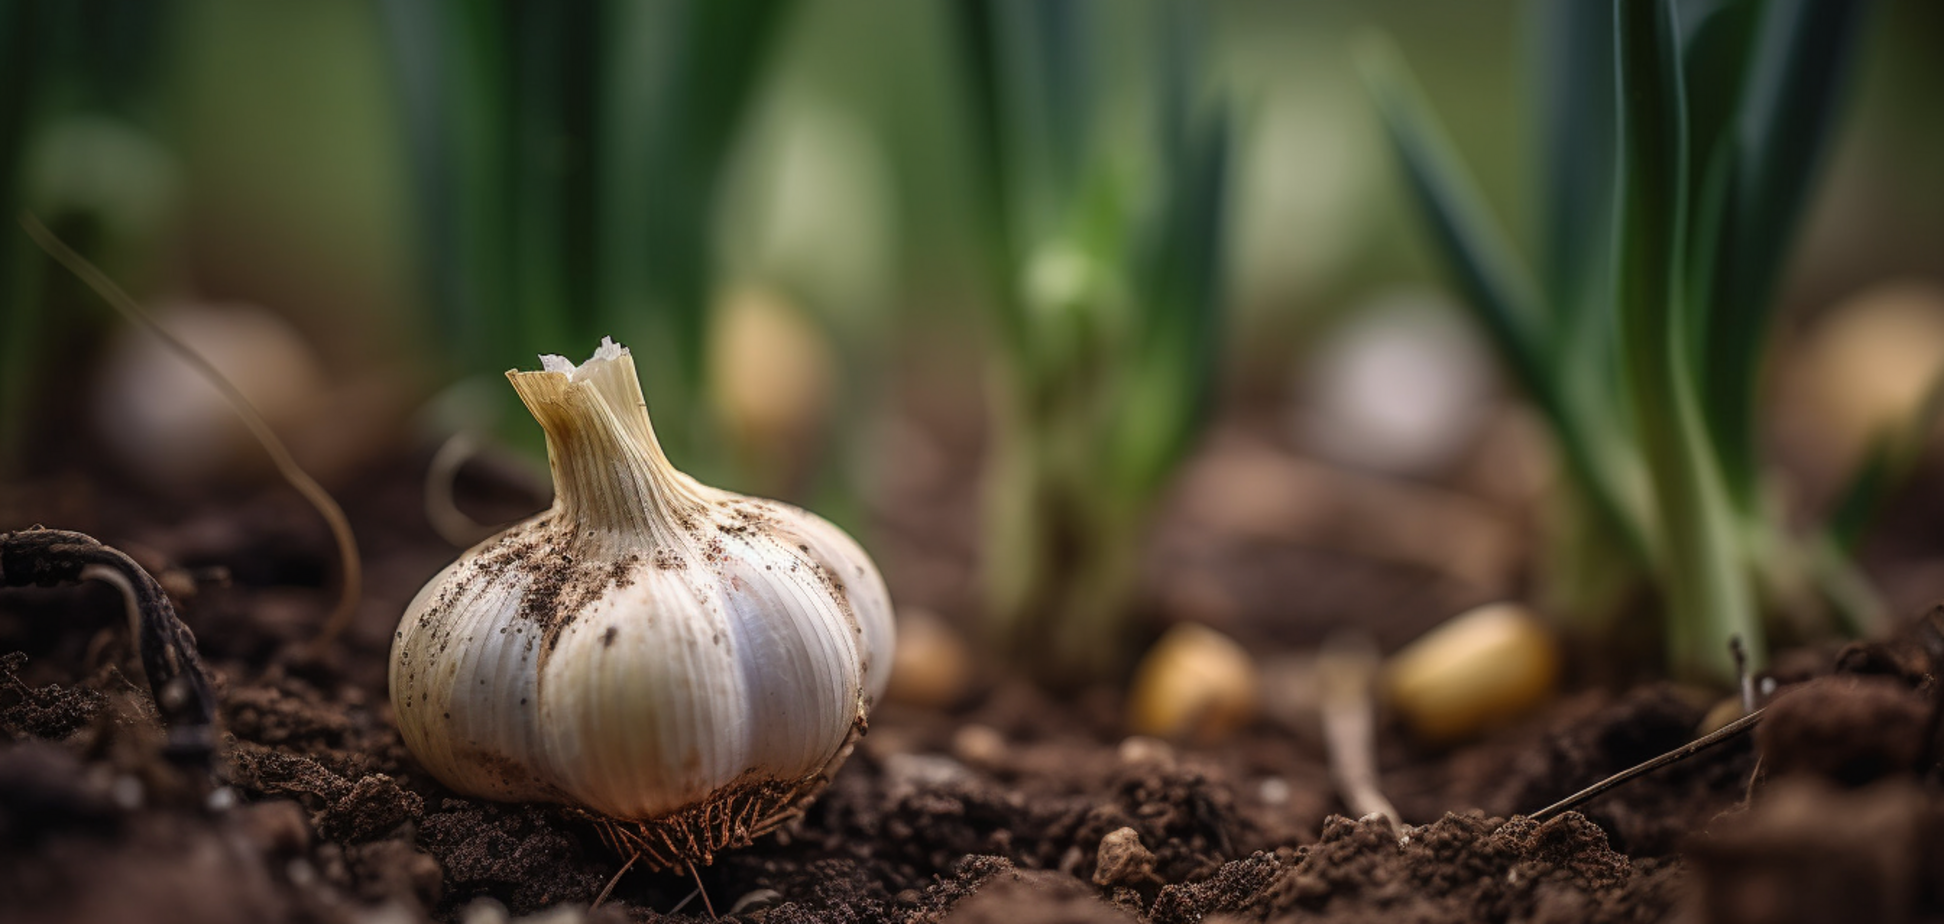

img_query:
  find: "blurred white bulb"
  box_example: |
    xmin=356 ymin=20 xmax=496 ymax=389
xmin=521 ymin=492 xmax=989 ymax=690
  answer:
xmin=93 ymin=301 xmax=325 ymax=491
xmin=1299 ymin=292 xmax=1493 ymax=477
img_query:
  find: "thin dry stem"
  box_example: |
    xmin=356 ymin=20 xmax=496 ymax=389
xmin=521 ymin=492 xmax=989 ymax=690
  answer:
xmin=424 ymin=430 xmax=498 ymax=547
xmin=590 ymin=851 xmax=641 ymax=909
xmin=1731 ymin=634 xmax=1756 ymax=714
xmin=688 ymin=862 xmax=717 ymax=919
xmin=19 ymin=212 xmax=363 ymax=654
xmin=1528 ymin=707 xmax=1764 ymax=822
xmin=1318 ymin=633 xmax=1401 ymax=827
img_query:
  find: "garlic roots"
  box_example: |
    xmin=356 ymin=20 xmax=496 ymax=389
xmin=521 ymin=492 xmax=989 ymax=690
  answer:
xmin=389 ymin=339 xmax=893 ymax=868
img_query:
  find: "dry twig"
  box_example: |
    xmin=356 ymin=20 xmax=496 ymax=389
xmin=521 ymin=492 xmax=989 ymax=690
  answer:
xmin=19 ymin=212 xmax=363 ymax=655
xmin=1528 ymin=708 xmax=1764 ymax=823
xmin=1318 ymin=633 xmax=1401 ymax=827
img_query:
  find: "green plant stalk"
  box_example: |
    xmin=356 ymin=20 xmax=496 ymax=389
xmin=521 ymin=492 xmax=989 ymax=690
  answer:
xmin=0 ymin=0 xmax=34 ymax=465
xmin=602 ymin=0 xmax=794 ymax=459
xmin=980 ymin=279 xmax=1211 ymax=683
xmin=1700 ymin=0 xmax=1878 ymax=640
xmin=1695 ymin=0 xmax=1867 ymax=514
xmin=0 ymin=232 xmax=43 ymax=465
xmin=1358 ymin=38 xmax=1654 ymax=571
xmin=954 ymin=0 xmax=1229 ymax=683
xmin=1372 ymin=1 xmax=1874 ymax=683
xmin=1635 ymin=387 xmax=1758 ymax=683
xmin=980 ymin=212 xmax=1142 ymax=680
xmin=383 ymin=0 xmax=789 ymax=469
xmin=1 ymin=0 xmax=173 ymax=467
xmin=984 ymin=383 xmax=1148 ymax=681
xmin=1535 ymin=482 xmax=1646 ymax=641
xmin=1614 ymin=0 xmax=1759 ymax=684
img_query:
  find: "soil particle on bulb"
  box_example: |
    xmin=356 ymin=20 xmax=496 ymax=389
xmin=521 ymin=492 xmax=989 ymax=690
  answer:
xmin=443 ymin=534 xmax=646 ymax=658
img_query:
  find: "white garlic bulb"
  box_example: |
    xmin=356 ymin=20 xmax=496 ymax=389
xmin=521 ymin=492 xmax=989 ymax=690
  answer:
xmin=390 ymin=339 xmax=894 ymax=868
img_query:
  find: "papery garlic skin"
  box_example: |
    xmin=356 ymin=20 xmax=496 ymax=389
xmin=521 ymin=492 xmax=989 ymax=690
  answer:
xmin=390 ymin=339 xmax=892 ymax=864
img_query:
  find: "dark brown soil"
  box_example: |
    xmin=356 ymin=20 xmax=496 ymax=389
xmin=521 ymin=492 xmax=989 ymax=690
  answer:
xmin=6 ymin=429 xmax=1944 ymax=923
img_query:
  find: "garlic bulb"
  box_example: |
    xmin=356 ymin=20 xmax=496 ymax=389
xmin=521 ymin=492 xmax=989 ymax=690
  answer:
xmin=390 ymin=339 xmax=893 ymax=869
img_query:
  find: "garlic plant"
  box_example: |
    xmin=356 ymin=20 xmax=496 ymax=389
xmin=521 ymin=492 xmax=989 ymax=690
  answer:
xmin=953 ymin=0 xmax=1232 ymax=682
xmin=381 ymin=1 xmax=794 ymax=464
xmin=1364 ymin=0 xmax=1872 ymax=683
xmin=390 ymin=338 xmax=893 ymax=869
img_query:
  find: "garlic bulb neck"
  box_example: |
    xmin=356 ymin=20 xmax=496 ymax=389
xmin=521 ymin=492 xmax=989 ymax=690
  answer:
xmin=509 ymin=338 xmax=710 ymax=545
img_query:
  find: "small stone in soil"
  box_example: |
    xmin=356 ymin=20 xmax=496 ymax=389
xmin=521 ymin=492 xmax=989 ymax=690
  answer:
xmin=1093 ymin=827 xmax=1159 ymax=887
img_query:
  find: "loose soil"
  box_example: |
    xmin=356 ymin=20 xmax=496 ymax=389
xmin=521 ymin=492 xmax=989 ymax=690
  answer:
xmin=6 ymin=416 xmax=1944 ymax=923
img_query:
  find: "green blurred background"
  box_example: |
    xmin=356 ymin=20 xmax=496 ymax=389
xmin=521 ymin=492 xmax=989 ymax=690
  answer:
xmin=3 ymin=0 xmax=1941 ymax=531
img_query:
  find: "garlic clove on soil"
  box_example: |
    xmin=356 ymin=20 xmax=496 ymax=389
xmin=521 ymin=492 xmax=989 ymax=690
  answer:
xmin=708 ymin=285 xmax=839 ymax=497
xmin=1382 ymin=601 xmax=1558 ymax=743
xmin=389 ymin=338 xmax=893 ymax=869
xmin=1126 ymin=622 xmax=1261 ymax=744
xmin=884 ymin=606 xmax=975 ymax=709
xmin=94 ymin=300 xmax=327 ymax=490
xmin=1798 ymin=280 xmax=1944 ymax=471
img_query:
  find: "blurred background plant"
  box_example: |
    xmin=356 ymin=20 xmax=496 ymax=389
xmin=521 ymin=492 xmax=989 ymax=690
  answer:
xmin=379 ymin=0 xmax=794 ymax=471
xmin=950 ymin=0 xmax=1233 ymax=683
xmin=0 ymin=0 xmax=1941 ymax=694
xmin=1365 ymin=0 xmax=1903 ymax=685
xmin=1 ymin=0 xmax=179 ymax=468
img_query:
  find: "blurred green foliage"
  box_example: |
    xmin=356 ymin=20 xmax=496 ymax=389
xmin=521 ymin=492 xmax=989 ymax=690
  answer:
xmin=381 ymin=0 xmax=793 ymax=464
xmin=1367 ymin=0 xmax=1879 ymax=683
xmin=953 ymin=0 xmax=1233 ymax=682
xmin=0 ymin=0 xmax=1940 ymax=684
xmin=1 ymin=0 xmax=177 ymax=468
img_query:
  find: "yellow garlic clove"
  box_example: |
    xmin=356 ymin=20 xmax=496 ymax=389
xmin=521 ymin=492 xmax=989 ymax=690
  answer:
xmin=708 ymin=285 xmax=836 ymax=482
xmin=1126 ymin=622 xmax=1260 ymax=745
xmin=1799 ymin=280 xmax=1944 ymax=471
xmin=1382 ymin=601 xmax=1558 ymax=743
xmin=884 ymin=607 xmax=975 ymax=709
xmin=389 ymin=339 xmax=893 ymax=870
